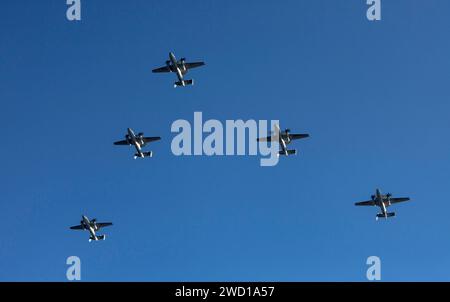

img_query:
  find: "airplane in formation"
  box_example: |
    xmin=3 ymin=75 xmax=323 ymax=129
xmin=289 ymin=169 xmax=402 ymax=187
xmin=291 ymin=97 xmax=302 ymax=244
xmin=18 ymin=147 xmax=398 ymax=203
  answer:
xmin=355 ymin=189 xmax=411 ymax=220
xmin=152 ymin=52 xmax=205 ymax=87
xmin=257 ymin=124 xmax=310 ymax=156
xmin=70 ymin=215 xmax=113 ymax=242
xmin=70 ymin=50 xmax=413 ymax=240
xmin=114 ymin=128 xmax=161 ymax=159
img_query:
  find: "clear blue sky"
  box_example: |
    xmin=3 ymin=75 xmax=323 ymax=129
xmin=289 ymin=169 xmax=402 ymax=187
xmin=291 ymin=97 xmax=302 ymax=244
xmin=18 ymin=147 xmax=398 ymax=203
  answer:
xmin=1 ymin=0 xmax=450 ymax=281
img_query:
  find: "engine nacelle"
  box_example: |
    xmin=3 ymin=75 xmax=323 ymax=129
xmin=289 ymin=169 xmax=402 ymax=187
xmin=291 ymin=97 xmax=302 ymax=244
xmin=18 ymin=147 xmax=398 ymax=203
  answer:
xmin=284 ymin=129 xmax=291 ymax=142
xmin=125 ymin=135 xmax=131 ymax=144
xmin=178 ymin=59 xmax=187 ymax=72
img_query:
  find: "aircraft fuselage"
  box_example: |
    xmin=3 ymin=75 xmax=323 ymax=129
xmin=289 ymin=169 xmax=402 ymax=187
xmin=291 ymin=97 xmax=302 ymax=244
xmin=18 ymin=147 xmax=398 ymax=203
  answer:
xmin=278 ymin=132 xmax=292 ymax=155
xmin=82 ymin=215 xmax=99 ymax=240
xmin=373 ymin=189 xmax=390 ymax=218
xmin=169 ymin=52 xmax=185 ymax=83
xmin=127 ymin=128 xmax=144 ymax=158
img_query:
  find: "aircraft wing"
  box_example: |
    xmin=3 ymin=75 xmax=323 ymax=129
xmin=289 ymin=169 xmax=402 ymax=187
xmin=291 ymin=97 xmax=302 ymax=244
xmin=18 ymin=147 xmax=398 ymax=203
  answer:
xmin=143 ymin=137 xmax=161 ymax=143
xmin=152 ymin=66 xmax=172 ymax=73
xmin=290 ymin=134 xmax=310 ymax=140
xmin=257 ymin=125 xmax=280 ymax=142
xmin=97 ymin=222 xmax=113 ymax=229
xmin=355 ymin=200 xmax=376 ymax=206
xmin=257 ymin=136 xmax=275 ymax=142
xmin=70 ymin=225 xmax=84 ymax=230
xmin=390 ymin=197 xmax=410 ymax=204
xmin=185 ymin=62 xmax=205 ymax=70
xmin=114 ymin=140 xmax=131 ymax=146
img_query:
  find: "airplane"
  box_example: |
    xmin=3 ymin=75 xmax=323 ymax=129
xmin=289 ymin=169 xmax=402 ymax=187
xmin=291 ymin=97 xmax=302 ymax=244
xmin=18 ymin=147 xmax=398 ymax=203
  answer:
xmin=70 ymin=215 xmax=113 ymax=242
xmin=355 ymin=189 xmax=411 ymax=220
xmin=257 ymin=124 xmax=310 ymax=156
xmin=152 ymin=52 xmax=205 ymax=87
xmin=114 ymin=128 xmax=161 ymax=159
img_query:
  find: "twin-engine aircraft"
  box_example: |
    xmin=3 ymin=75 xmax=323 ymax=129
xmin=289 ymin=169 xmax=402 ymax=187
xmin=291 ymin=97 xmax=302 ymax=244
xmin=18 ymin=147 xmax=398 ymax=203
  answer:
xmin=152 ymin=52 xmax=205 ymax=87
xmin=257 ymin=124 xmax=310 ymax=156
xmin=70 ymin=215 xmax=113 ymax=242
xmin=71 ymin=53 xmax=413 ymax=244
xmin=114 ymin=128 xmax=161 ymax=159
xmin=355 ymin=189 xmax=411 ymax=220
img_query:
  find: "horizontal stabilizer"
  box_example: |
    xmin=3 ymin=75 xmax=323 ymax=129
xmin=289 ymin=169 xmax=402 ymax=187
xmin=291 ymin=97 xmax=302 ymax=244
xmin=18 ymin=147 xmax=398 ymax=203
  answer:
xmin=279 ymin=150 xmax=297 ymax=156
xmin=376 ymin=212 xmax=396 ymax=219
xmin=89 ymin=235 xmax=106 ymax=242
xmin=89 ymin=235 xmax=105 ymax=242
xmin=174 ymin=79 xmax=194 ymax=87
xmin=142 ymin=151 xmax=153 ymax=158
xmin=134 ymin=151 xmax=153 ymax=159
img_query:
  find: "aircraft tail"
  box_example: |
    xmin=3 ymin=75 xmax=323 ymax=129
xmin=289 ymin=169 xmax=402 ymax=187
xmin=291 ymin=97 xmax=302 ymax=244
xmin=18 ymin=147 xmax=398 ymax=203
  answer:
xmin=376 ymin=212 xmax=395 ymax=219
xmin=89 ymin=235 xmax=106 ymax=242
xmin=278 ymin=150 xmax=297 ymax=156
xmin=174 ymin=79 xmax=194 ymax=87
xmin=134 ymin=151 xmax=153 ymax=159
xmin=142 ymin=151 xmax=153 ymax=158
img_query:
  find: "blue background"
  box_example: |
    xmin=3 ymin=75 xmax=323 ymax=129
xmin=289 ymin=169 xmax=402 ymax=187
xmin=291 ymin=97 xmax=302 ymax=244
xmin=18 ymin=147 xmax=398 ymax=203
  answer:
xmin=0 ymin=0 xmax=449 ymax=281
